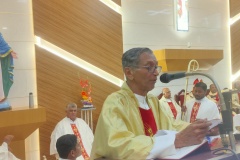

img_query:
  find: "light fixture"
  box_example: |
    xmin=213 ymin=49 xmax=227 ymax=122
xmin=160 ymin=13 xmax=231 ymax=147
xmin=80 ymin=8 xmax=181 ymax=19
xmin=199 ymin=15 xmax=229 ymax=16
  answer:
xmin=35 ymin=36 xmax=124 ymax=87
xmin=99 ymin=0 xmax=122 ymax=14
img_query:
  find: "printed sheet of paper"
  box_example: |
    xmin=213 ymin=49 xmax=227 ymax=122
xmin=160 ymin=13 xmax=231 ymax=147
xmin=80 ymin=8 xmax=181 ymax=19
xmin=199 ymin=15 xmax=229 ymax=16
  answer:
xmin=161 ymin=140 xmax=208 ymax=159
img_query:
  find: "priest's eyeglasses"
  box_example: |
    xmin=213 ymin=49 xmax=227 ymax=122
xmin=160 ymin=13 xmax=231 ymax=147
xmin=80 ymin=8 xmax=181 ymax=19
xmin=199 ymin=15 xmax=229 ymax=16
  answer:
xmin=134 ymin=65 xmax=162 ymax=73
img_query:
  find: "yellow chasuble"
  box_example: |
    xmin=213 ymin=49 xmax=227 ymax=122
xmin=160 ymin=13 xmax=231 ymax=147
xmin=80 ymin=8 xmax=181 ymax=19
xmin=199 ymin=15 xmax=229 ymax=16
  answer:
xmin=90 ymin=82 xmax=189 ymax=160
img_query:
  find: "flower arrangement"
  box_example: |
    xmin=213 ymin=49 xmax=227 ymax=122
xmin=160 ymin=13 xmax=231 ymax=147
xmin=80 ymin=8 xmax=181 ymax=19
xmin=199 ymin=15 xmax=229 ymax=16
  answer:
xmin=79 ymin=78 xmax=93 ymax=108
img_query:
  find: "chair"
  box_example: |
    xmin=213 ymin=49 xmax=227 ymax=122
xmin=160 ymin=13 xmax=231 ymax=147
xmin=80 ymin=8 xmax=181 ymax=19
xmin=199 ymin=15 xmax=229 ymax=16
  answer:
xmin=157 ymin=93 xmax=163 ymax=100
xmin=174 ymin=89 xmax=185 ymax=108
xmin=206 ymin=89 xmax=210 ymax=96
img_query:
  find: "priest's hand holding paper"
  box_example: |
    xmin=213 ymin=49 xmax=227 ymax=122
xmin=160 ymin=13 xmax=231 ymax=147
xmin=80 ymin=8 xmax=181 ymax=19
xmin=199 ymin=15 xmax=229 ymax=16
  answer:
xmin=175 ymin=119 xmax=211 ymax=148
xmin=208 ymin=126 xmax=220 ymax=136
xmin=207 ymin=119 xmax=221 ymax=136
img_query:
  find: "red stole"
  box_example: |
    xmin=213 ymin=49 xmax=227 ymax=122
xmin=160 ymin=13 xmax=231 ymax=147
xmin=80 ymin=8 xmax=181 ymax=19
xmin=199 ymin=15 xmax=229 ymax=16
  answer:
xmin=215 ymin=93 xmax=219 ymax=102
xmin=167 ymin=102 xmax=177 ymax=119
xmin=190 ymin=102 xmax=201 ymax=123
xmin=71 ymin=124 xmax=90 ymax=160
xmin=139 ymin=107 xmax=157 ymax=137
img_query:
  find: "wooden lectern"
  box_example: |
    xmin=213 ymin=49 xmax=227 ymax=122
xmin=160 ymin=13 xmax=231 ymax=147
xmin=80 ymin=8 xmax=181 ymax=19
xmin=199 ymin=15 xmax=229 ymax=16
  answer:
xmin=0 ymin=106 xmax=46 ymax=159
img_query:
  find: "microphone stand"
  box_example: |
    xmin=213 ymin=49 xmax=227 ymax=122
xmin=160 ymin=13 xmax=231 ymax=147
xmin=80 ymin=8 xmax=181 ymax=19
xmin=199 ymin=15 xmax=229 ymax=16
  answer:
xmin=185 ymin=72 xmax=236 ymax=151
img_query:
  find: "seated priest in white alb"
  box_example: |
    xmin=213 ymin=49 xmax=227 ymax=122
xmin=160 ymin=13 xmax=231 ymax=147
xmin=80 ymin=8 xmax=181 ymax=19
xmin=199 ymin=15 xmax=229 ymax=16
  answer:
xmin=207 ymin=84 xmax=219 ymax=104
xmin=50 ymin=103 xmax=94 ymax=160
xmin=159 ymin=88 xmax=182 ymax=120
xmin=0 ymin=135 xmax=19 ymax=160
xmin=185 ymin=82 xmax=220 ymax=124
xmin=207 ymin=83 xmax=221 ymax=112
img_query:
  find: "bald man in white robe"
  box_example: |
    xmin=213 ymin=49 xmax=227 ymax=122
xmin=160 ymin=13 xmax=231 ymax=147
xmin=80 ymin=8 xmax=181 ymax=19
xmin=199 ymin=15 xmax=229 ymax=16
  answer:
xmin=159 ymin=88 xmax=182 ymax=120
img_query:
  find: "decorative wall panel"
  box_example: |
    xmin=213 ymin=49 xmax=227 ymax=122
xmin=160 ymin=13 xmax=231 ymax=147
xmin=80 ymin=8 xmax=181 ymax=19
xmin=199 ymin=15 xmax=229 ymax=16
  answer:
xmin=230 ymin=0 xmax=240 ymax=78
xmin=33 ymin=0 xmax=123 ymax=159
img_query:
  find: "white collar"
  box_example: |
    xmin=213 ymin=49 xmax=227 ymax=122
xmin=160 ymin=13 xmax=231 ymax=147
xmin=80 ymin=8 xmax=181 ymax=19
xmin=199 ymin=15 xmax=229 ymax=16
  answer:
xmin=134 ymin=94 xmax=146 ymax=104
xmin=134 ymin=94 xmax=149 ymax=110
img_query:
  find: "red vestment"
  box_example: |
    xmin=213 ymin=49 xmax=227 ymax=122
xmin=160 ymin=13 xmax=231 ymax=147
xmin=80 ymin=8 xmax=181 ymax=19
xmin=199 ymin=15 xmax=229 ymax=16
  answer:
xmin=190 ymin=102 xmax=201 ymax=123
xmin=71 ymin=124 xmax=90 ymax=160
xmin=139 ymin=107 xmax=157 ymax=137
xmin=167 ymin=102 xmax=177 ymax=119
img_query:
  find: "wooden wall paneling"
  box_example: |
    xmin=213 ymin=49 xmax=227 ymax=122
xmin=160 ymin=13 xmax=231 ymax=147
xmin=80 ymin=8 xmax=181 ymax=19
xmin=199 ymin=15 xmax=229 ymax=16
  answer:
xmin=112 ymin=0 xmax=122 ymax=6
xmin=36 ymin=47 xmax=120 ymax=159
xmin=230 ymin=21 xmax=240 ymax=75
xmin=33 ymin=0 xmax=123 ymax=79
xmin=230 ymin=0 xmax=240 ymax=18
xmin=112 ymin=0 xmax=121 ymax=6
xmin=230 ymin=0 xmax=240 ymax=78
xmin=33 ymin=0 xmax=123 ymax=159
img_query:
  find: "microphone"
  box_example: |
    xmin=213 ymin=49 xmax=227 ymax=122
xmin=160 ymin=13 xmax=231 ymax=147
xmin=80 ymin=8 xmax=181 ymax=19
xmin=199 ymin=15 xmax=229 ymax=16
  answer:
xmin=160 ymin=72 xmax=186 ymax=83
xmin=159 ymin=71 xmax=236 ymax=151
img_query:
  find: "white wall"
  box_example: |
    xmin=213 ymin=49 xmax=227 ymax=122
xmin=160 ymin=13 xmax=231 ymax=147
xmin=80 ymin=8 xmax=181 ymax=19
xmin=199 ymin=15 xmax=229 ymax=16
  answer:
xmin=122 ymin=0 xmax=231 ymax=97
xmin=0 ymin=0 xmax=39 ymax=159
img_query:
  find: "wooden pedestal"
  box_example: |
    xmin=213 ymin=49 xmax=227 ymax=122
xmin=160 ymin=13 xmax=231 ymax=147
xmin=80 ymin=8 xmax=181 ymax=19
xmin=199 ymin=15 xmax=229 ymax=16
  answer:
xmin=0 ymin=106 xmax=46 ymax=159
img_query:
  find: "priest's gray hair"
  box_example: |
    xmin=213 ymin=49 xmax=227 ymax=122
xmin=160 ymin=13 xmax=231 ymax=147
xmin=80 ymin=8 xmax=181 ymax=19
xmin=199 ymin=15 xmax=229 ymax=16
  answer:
xmin=66 ymin=103 xmax=77 ymax=110
xmin=122 ymin=47 xmax=153 ymax=70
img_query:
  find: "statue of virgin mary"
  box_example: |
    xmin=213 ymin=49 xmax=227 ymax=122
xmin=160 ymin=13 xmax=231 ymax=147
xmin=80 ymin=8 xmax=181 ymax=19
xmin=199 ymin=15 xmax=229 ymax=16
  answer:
xmin=0 ymin=33 xmax=17 ymax=110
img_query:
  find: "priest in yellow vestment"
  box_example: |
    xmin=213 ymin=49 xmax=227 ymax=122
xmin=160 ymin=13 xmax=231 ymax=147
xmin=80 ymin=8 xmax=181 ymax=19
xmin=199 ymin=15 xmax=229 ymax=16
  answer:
xmin=91 ymin=48 xmax=211 ymax=160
